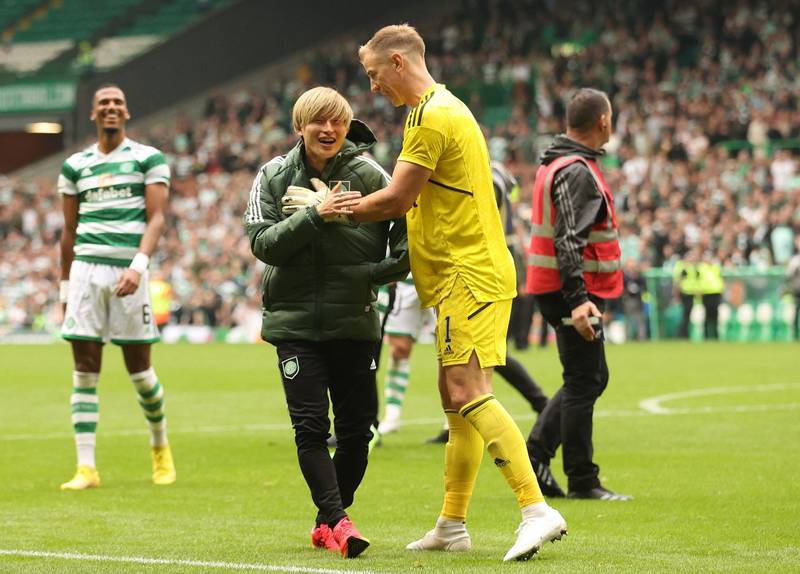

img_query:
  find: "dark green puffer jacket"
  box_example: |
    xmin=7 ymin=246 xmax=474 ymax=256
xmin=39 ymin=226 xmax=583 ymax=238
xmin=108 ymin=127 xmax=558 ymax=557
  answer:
xmin=244 ymin=120 xmax=409 ymax=344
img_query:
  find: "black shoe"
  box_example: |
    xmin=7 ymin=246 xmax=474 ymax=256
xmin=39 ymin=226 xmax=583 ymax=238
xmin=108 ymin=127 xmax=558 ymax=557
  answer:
xmin=425 ymin=429 xmax=449 ymax=444
xmin=567 ymin=486 xmax=632 ymax=501
xmin=531 ymin=458 xmax=566 ymax=498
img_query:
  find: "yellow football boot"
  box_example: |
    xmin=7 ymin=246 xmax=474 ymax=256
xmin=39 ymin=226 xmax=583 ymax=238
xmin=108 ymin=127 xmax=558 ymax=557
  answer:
xmin=151 ymin=445 xmax=176 ymax=485
xmin=60 ymin=465 xmax=100 ymax=490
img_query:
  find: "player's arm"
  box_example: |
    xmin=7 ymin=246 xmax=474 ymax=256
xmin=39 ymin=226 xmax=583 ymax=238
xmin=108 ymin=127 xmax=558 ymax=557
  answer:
xmin=245 ymin=164 xmax=332 ymax=265
xmin=335 ymin=119 xmax=445 ymax=222
xmin=367 ymin=164 xmax=411 ymax=285
xmin=333 ymin=160 xmax=430 ymax=222
xmin=60 ymin=194 xmax=78 ymax=310
xmin=116 ymin=182 xmax=168 ymax=296
xmin=552 ymin=165 xmax=605 ymax=341
xmin=58 ymin=164 xmax=79 ymax=310
xmin=371 ymin=214 xmax=410 ymax=285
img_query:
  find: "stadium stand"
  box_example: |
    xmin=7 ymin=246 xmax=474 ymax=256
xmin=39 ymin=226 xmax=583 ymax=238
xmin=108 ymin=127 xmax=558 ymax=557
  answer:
xmin=0 ymin=0 xmax=798 ymax=342
xmin=0 ymin=0 xmax=231 ymax=80
xmin=0 ymin=39 xmax=72 ymax=73
xmin=119 ymin=0 xmax=229 ymax=37
xmin=0 ymin=0 xmax=41 ymax=35
xmin=90 ymin=35 xmax=161 ymax=71
xmin=10 ymin=0 xmax=141 ymax=43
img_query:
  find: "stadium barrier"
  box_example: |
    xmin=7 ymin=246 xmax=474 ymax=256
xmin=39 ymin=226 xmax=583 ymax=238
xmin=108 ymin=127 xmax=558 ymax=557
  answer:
xmin=643 ymin=266 xmax=795 ymax=342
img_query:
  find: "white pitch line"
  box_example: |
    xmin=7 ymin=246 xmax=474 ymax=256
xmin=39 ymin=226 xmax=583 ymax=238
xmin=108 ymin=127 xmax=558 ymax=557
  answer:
xmin=639 ymin=383 xmax=800 ymax=414
xmin=0 ymin=411 xmax=644 ymax=442
xmin=7 ymin=387 xmax=799 ymax=443
xmin=645 ymin=402 xmax=800 ymax=415
xmin=0 ymin=549 xmax=388 ymax=574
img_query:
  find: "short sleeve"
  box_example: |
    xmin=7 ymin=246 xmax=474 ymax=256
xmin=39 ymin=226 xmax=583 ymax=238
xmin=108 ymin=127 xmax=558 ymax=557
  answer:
xmin=58 ymin=161 xmax=79 ymax=195
xmin=141 ymin=151 xmax=171 ymax=186
xmin=398 ymin=125 xmax=447 ymax=171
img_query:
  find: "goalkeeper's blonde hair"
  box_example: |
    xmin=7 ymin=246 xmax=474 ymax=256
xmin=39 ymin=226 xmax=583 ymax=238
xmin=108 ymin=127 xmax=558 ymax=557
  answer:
xmin=359 ymin=24 xmax=425 ymax=62
xmin=292 ymin=87 xmax=352 ymax=134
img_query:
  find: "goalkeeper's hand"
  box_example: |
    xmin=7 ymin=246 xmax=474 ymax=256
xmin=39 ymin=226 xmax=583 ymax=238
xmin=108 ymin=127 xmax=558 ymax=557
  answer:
xmin=281 ymin=178 xmax=359 ymax=224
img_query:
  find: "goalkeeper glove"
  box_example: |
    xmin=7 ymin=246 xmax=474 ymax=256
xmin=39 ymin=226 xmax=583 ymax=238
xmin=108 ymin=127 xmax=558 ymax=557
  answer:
xmin=281 ymin=178 xmax=348 ymax=224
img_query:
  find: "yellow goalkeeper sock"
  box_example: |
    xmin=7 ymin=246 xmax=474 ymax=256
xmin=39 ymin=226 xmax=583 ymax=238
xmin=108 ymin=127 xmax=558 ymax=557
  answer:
xmin=440 ymin=409 xmax=484 ymax=521
xmin=460 ymin=394 xmax=544 ymax=508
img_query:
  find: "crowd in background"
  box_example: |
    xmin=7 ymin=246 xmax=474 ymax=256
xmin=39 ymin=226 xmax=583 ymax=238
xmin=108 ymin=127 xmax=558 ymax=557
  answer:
xmin=1 ymin=0 xmax=798 ymax=338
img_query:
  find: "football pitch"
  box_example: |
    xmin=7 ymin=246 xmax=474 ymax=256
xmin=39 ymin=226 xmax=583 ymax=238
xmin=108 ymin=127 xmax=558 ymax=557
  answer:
xmin=1 ymin=342 xmax=798 ymax=574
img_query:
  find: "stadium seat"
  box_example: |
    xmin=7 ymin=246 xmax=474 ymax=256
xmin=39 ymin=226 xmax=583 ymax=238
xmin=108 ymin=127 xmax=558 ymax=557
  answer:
xmin=0 ymin=40 xmax=73 ymax=73
xmin=607 ymin=319 xmax=626 ymax=344
xmin=755 ymin=302 xmax=774 ymax=342
xmin=717 ymin=303 xmax=731 ymax=341
xmin=735 ymin=303 xmax=754 ymax=342
xmin=689 ymin=303 xmax=705 ymax=342
xmin=91 ymin=35 xmax=161 ymax=70
xmin=778 ymin=300 xmax=796 ymax=342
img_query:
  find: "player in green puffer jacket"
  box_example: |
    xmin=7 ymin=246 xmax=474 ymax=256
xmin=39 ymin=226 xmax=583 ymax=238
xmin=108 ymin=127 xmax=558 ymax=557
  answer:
xmin=243 ymin=86 xmax=408 ymax=558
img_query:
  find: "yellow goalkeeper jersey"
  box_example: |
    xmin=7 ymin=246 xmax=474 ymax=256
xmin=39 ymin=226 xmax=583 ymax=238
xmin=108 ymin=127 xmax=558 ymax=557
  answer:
xmin=398 ymin=83 xmax=516 ymax=308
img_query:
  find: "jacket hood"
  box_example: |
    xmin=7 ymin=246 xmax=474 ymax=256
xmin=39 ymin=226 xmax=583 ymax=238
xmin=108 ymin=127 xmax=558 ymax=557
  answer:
xmin=344 ymin=118 xmax=377 ymax=152
xmin=540 ymin=134 xmax=604 ymax=165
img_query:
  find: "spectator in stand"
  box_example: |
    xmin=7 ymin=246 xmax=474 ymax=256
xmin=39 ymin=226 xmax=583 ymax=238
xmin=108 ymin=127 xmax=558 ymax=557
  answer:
xmin=622 ymin=259 xmax=648 ymax=341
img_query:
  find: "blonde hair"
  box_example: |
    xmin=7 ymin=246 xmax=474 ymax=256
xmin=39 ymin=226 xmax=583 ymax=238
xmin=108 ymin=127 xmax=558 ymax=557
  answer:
xmin=291 ymin=86 xmax=353 ymax=133
xmin=358 ymin=24 xmax=425 ymax=62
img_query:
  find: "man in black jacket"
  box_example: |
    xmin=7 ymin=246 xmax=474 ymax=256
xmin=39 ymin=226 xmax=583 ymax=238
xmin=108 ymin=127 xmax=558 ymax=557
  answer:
xmin=525 ymin=88 xmax=632 ymax=501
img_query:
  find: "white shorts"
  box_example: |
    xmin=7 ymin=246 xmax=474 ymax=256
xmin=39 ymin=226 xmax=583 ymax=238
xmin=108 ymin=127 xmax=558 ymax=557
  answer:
xmin=381 ymin=281 xmax=435 ymax=342
xmin=62 ymin=260 xmax=160 ymax=345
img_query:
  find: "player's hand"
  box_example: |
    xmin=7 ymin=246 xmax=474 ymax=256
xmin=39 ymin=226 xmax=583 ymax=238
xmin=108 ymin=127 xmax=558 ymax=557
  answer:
xmin=282 ymin=179 xmax=359 ymax=224
xmin=330 ymin=191 xmax=363 ymax=217
xmin=314 ymin=180 xmax=361 ymax=224
xmin=571 ymin=300 xmax=602 ymax=342
xmin=59 ymin=280 xmax=69 ymax=318
xmin=115 ymin=268 xmax=141 ymax=297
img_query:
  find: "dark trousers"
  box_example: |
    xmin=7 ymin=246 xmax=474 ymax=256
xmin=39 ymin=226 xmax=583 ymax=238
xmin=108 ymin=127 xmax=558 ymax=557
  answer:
xmin=510 ymin=293 xmax=547 ymax=349
xmin=679 ymin=293 xmax=694 ymax=339
xmin=496 ymin=355 xmax=549 ymax=413
xmin=526 ymin=292 xmax=609 ymax=492
xmin=702 ymin=293 xmax=721 ymax=340
xmin=276 ymin=340 xmax=378 ymax=527
xmin=509 ymin=293 xmax=533 ymax=349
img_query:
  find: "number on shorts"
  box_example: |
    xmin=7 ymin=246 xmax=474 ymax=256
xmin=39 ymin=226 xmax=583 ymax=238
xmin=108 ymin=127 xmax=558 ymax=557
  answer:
xmin=142 ymin=304 xmax=151 ymax=325
xmin=444 ymin=315 xmax=452 ymax=343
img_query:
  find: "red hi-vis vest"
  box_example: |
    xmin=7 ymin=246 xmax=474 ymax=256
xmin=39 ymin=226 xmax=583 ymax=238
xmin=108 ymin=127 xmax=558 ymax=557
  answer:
xmin=526 ymin=155 xmax=623 ymax=299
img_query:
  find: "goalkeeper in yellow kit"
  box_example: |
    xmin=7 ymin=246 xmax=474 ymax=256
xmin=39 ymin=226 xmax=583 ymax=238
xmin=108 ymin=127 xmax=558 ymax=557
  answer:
xmin=329 ymin=24 xmax=567 ymax=562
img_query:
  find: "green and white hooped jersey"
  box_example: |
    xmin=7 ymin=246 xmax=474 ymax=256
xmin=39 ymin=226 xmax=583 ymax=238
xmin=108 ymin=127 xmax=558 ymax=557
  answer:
xmin=377 ymin=273 xmax=416 ymax=315
xmin=58 ymin=137 xmax=170 ymax=267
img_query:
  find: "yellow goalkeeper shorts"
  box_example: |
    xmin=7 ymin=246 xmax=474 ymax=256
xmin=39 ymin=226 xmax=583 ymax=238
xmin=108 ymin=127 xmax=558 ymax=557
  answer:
xmin=434 ymin=275 xmax=511 ymax=368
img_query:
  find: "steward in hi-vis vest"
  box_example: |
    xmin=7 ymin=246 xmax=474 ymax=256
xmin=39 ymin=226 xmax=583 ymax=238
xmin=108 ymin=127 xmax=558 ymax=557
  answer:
xmin=524 ymin=88 xmax=632 ymax=503
xmin=526 ymin=139 xmax=622 ymax=305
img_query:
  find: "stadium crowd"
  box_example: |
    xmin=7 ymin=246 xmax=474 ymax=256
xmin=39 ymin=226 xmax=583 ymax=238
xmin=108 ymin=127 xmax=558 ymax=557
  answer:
xmin=1 ymin=0 xmax=798 ymax=338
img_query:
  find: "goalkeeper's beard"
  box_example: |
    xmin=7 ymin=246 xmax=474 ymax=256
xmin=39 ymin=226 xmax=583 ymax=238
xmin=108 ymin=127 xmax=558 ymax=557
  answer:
xmin=102 ymin=127 xmax=120 ymax=136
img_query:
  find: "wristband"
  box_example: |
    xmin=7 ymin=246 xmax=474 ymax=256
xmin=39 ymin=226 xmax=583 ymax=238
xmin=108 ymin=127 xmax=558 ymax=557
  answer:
xmin=129 ymin=252 xmax=150 ymax=274
xmin=59 ymin=280 xmax=70 ymax=303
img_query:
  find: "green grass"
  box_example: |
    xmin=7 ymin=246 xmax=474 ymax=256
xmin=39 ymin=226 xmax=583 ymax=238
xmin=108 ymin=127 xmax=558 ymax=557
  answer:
xmin=1 ymin=342 xmax=799 ymax=573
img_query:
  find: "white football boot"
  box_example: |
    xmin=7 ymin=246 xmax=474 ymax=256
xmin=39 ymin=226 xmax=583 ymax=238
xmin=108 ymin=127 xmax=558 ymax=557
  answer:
xmin=406 ymin=517 xmax=471 ymax=552
xmin=503 ymin=504 xmax=567 ymax=561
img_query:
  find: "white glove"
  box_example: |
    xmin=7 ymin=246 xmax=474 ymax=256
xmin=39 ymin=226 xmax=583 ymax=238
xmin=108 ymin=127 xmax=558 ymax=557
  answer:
xmin=281 ymin=184 xmax=325 ymax=214
xmin=281 ymin=178 xmax=348 ymax=224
